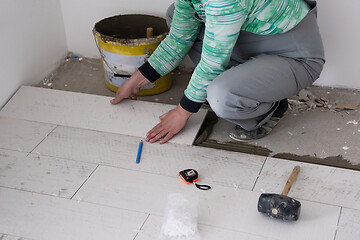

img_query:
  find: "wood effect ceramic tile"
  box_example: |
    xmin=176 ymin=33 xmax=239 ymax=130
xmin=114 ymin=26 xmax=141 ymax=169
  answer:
xmin=0 ymin=86 xmax=207 ymax=145
xmin=0 ymin=233 xmax=33 ymax=240
xmin=335 ymin=208 xmax=360 ymax=240
xmin=34 ymin=126 xmax=265 ymax=190
xmin=75 ymin=166 xmax=340 ymax=240
xmin=0 ymin=149 xmax=97 ymax=198
xmin=135 ymin=214 xmax=277 ymax=240
xmin=253 ymin=157 xmax=360 ymax=210
xmin=0 ymin=188 xmax=148 ymax=240
xmin=0 ymin=117 xmax=56 ymax=152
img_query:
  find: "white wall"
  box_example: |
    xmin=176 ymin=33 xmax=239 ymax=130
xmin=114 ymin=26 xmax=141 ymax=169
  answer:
xmin=61 ymin=0 xmax=360 ymax=90
xmin=60 ymin=0 xmax=173 ymax=58
xmin=315 ymin=0 xmax=360 ymax=89
xmin=0 ymin=0 xmax=68 ymax=109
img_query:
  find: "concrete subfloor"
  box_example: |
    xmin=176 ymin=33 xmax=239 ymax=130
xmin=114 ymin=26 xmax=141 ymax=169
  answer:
xmin=37 ymin=57 xmax=360 ymax=170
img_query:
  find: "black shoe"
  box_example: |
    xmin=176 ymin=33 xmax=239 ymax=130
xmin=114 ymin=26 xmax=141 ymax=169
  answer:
xmin=273 ymin=99 xmax=288 ymax=118
xmin=261 ymin=98 xmax=288 ymax=132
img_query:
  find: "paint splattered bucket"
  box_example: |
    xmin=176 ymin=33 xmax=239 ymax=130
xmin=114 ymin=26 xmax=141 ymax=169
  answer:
xmin=93 ymin=14 xmax=172 ymax=95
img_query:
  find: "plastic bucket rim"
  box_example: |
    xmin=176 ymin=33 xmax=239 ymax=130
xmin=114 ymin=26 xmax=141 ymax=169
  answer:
xmin=93 ymin=29 xmax=167 ymax=46
xmin=93 ymin=14 xmax=168 ymax=46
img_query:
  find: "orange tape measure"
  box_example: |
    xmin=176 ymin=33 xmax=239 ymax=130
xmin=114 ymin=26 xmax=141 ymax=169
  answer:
xmin=179 ymin=169 xmax=211 ymax=190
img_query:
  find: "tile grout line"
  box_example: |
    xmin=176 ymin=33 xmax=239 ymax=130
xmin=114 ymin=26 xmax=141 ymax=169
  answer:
xmin=198 ymin=222 xmax=281 ymax=240
xmin=26 ymin=125 xmax=59 ymax=157
xmin=251 ymin=156 xmax=268 ymax=191
xmin=70 ymin=164 xmax=100 ymax=200
xmin=133 ymin=213 xmax=151 ymax=240
xmin=333 ymin=207 xmax=343 ymax=240
xmin=0 ymin=185 xmax=69 ymax=199
xmin=0 ymin=232 xmax=36 ymax=240
xmin=0 ymin=185 xmax=152 ymax=216
xmin=0 ymin=146 xmax=31 ymax=154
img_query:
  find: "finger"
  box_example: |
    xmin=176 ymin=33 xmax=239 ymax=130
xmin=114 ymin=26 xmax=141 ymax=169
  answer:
xmin=159 ymin=112 xmax=168 ymax=120
xmin=146 ymin=124 xmax=163 ymax=141
xmin=160 ymin=132 xmax=174 ymax=144
xmin=146 ymin=127 xmax=155 ymax=138
xmin=149 ymin=129 xmax=167 ymax=143
xmin=110 ymin=95 xmax=123 ymax=105
xmin=126 ymin=93 xmax=137 ymax=100
xmin=150 ymin=129 xmax=168 ymax=143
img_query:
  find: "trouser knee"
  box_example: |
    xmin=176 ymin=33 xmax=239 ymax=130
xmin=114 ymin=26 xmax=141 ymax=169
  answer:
xmin=206 ymin=74 xmax=273 ymax=124
xmin=206 ymin=82 xmax=232 ymax=119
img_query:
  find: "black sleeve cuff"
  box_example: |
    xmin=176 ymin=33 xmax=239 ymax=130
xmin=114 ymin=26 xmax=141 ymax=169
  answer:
xmin=138 ymin=61 xmax=162 ymax=83
xmin=180 ymin=95 xmax=203 ymax=113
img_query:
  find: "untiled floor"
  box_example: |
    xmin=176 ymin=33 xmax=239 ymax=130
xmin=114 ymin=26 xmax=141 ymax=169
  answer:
xmin=0 ymin=86 xmax=360 ymax=239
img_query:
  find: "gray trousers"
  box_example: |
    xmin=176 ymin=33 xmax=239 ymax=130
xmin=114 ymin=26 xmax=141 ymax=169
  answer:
xmin=166 ymin=0 xmax=325 ymax=131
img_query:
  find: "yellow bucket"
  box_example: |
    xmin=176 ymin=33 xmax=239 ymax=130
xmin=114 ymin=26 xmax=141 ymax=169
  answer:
xmin=93 ymin=14 xmax=172 ymax=96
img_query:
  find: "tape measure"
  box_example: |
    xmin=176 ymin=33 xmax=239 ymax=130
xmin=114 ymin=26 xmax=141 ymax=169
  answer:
xmin=179 ymin=169 xmax=211 ymax=190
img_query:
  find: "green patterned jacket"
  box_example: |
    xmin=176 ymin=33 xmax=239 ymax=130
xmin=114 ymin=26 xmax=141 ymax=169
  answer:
xmin=139 ymin=0 xmax=310 ymax=112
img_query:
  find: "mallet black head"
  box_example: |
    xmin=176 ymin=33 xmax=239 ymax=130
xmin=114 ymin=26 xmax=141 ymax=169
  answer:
xmin=257 ymin=193 xmax=301 ymax=221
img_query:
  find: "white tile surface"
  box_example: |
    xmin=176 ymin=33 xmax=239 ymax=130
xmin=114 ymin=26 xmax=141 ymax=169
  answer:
xmin=0 ymin=149 xmax=97 ymax=198
xmin=75 ymin=165 xmax=340 ymax=240
xmin=253 ymin=157 xmax=360 ymax=210
xmin=135 ymin=214 xmax=278 ymax=240
xmin=0 ymin=233 xmax=32 ymax=240
xmin=0 ymin=188 xmax=148 ymax=240
xmin=0 ymin=86 xmax=353 ymax=239
xmin=34 ymin=125 xmax=265 ymax=190
xmin=336 ymin=208 xmax=360 ymax=240
xmin=0 ymin=86 xmax=207 ymax=145
xmin=0 ymin=117 xmax=56 ymax=152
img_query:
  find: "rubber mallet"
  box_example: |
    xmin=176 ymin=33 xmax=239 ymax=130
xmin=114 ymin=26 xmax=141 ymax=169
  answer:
xmin=257 ymin=166 xmax=301 ymax=221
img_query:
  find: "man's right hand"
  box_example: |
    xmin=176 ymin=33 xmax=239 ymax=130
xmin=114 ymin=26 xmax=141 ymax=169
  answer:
xmin=110 ymin=70 xmax=150 ymax=105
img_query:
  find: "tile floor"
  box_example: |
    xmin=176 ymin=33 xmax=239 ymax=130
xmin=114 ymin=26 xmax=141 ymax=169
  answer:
xmin=0 ymin=86 xmax=359 ymax=240
xmin=38 ymin=58 xmax=360 ymax=169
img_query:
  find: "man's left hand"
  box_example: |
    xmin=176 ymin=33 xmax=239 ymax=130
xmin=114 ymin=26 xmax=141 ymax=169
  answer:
xmin=146 ymin=104 xmax=192 ymax=144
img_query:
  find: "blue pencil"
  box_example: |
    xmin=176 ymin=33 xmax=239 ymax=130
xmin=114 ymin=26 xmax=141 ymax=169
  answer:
xmin=136 ymin=140 xmax=143 ymax=164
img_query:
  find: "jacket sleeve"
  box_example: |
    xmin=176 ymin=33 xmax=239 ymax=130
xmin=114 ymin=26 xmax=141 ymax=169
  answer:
xmin=139 ymin=0 xmax=202 ymax=81
xmin=182 ymin=0 xmax=250 ymax=112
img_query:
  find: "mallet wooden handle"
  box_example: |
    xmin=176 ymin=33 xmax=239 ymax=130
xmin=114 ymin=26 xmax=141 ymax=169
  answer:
xmin=281 ymin=166 xmax=300 ymax=196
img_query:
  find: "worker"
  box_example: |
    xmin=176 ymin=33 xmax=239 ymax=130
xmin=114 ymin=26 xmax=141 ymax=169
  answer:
xmin=111 ymin=0 xmax=325 ymax=143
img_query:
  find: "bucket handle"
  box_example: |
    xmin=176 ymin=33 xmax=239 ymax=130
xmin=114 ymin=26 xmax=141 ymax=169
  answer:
xmin=93 ymin=36 xmax=118 ymax=76
xmin=93 ymin=36 xmax=152 ymax=76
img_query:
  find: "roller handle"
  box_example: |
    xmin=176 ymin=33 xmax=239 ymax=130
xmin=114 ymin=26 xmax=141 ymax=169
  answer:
xmin=281 ymin=166 xmax=300 ymax=196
